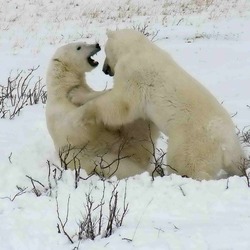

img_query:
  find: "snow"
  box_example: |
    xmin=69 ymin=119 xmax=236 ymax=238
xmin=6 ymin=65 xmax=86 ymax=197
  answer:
xmin=0 ymin=0 xmax=250 ymax=249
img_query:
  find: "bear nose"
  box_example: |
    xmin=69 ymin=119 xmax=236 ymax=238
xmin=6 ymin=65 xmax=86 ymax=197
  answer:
xmin=96 ymin=43 xmax=100 ymax=49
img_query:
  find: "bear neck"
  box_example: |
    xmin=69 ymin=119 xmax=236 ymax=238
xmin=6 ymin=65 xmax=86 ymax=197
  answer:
xmin=47 ymin=64 xmax=87 ymax=100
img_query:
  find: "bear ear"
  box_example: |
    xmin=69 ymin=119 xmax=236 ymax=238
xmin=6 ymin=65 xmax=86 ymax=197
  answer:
xmin=106 ymin=29 xmax=114 ymax=38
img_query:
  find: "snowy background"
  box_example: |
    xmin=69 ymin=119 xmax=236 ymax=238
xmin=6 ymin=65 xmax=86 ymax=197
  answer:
xmin=1 ymin=0 xmax=250 ymax=249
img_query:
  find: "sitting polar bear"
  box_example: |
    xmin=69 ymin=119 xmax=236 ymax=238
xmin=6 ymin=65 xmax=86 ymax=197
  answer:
xmin=81 ymin=29 xmax=245 ymax=180
xmin=45 ymin=41 xmax=159 ymax=179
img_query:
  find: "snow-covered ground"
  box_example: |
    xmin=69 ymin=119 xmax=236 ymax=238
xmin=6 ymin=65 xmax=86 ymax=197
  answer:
xmin=0 ymin=0 xmax=250 ymax=249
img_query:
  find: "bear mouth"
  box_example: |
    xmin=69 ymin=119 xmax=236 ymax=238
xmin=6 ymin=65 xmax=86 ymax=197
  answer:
xmin=87 ymin=46 xmax=101 ymax=67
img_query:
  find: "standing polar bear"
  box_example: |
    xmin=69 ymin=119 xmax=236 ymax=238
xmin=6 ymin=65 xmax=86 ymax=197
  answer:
xmin=46 ymin=41 xmax=159 ymax=179
xmin=82 ymin=29 xmax=244 ymax=180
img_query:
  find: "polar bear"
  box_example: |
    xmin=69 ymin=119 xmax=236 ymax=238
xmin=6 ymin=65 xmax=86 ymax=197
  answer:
xmin=45 ymin=41 xmax=159 ymax=179
xmin=81 ymin=29 xmax=245 ymax=180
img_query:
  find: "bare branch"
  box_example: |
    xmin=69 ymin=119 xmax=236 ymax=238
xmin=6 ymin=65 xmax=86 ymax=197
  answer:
xmin=91 ymin=140 xmax=133 ymax=179
xmin=26 ymin=175 xmax=45 ymax=197
xmin=58 ymin=143 xmax=88 ymax=170
xmin=132 ymin=23 xmax=159 ymax=42
xmin=238 ymin=158 xmax=250 ymax=187
xmin=8 ymin=152 xmax=12 ymax=164
xmin=98 ymin=181 xmax=106 ymax=235
xmin=56 ymin=194 xmax=74 ymax=244
xmin=0 ymin=186 xmax=28 ymax=202
xmin=179 ymin=186 xmax=186 ymax=196
xmin=105 ymin=183 xmax=119 ymax=237
xmin=118 ymin=180 xmax=129 ymax=227
xmin=0 ymin=66 xmax=47 ymax=119
xmin=47 ymin=160 xmax=53 ymax=196
xmin=77 ymin=181 xmax=128 ymax=242
xmin=141 ymin=124 xmax=170 ymax=180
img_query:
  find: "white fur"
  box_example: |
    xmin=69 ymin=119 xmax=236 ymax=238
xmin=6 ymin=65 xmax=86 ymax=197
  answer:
xmin=45 ymin=42 xmax=159 ymax=179
xmin=82 ymin=29 xmax=244 ymax=180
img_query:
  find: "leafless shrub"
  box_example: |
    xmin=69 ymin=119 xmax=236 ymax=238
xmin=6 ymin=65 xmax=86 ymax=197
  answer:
xmin=47 ymin=160 xmax=54 ymax=195
xmin=104 ymin=187 xmax=120 ymax=237
xmin=78 ymin=193 xmax=99 ymax=241
xmin=56 ymin=194 xmax=74 ymax=244
xmin=46 ymin=160 xmax=65 ymax=195
xmin=142 ymin=125 xmax=177 ymax=180
xmin=24 ymin=160 xmax=64 ymax=198
xmin=0 ymin=186 xmax=28 ymax=201
xmin=0 ymin=66 xmax=47 ymax=119
xmin=151 ymin=146 xmax=166 ymax=180
xmin=132 ymin=23 xmax=159 ymax=41
xmin=238 ymin=158 xmax=250 ymax=187
xmin=91 ymin=142 xmax=132 ymax=179
xmin=48 ymin=160 xmax=64 ymax=184
xmin=105 ymin=182 xmax=129 ymax=237
xmin=78 ymin=181 xmax=128 ymax=241
xmin=237 ymin=126 xmax=250 ymax=156
xmin=58 ymin=144 xmax=87 ymax=171
xmin=1 ymin=171 xmax=55 ymax=201
xmin=74 ymin=164 xmax=82 ymax=189
xmin=238 ymin=126 xmax=250 ymax=148
xmin=58 ymin=139 xmax=132 ymax=181
xmin=26 ymin=175 xmax=46 ymax=197
xmin=47 ymin=147 xmax=130 ymax=243
xmin=237 ymin=125 xmax=250 ymax=186
xmin=57 ymin=144 xmax=97 ymax=187
xmin=55 ymin=181 xmax=129 ymax=244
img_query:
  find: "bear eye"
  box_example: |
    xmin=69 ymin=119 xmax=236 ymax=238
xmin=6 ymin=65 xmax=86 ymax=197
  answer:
xmin=77 ymin=46 xmax=81 ymax=50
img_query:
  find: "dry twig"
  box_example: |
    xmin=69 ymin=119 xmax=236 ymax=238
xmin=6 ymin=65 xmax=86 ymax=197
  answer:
xmin=56 ymin=194 xmax=74 ymax=244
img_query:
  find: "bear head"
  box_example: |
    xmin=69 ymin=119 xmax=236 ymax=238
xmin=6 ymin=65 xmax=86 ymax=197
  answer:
xmin=52 ymin=42 xmax=101 ymax=74
xmin=103 ymin=29 xmax=147 ymax=76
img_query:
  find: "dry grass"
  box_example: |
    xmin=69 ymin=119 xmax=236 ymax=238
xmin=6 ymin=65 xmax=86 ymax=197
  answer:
xmin=1 ymin=0 xmax=248 ymax=51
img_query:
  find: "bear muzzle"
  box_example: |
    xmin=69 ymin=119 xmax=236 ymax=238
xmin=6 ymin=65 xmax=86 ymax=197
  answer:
xmin=102 ymin=62 xmax=114 ymax=76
